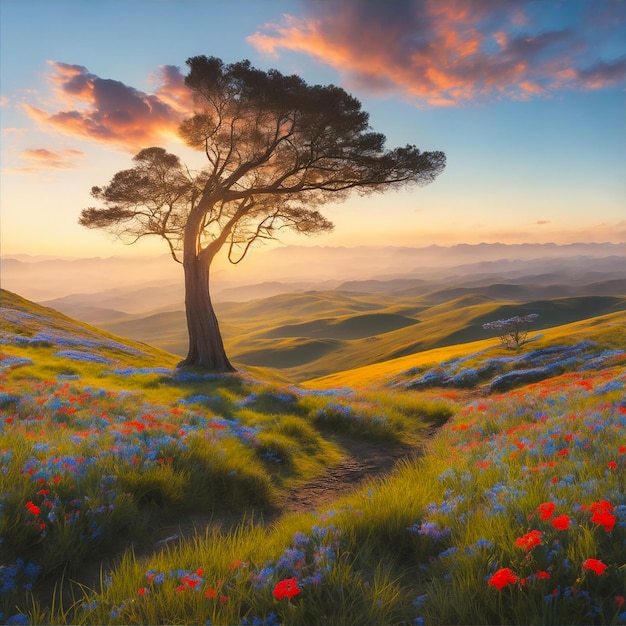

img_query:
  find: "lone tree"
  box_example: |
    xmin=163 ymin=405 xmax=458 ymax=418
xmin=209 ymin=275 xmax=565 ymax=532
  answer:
xmin=482 ymin=314 xmax=539 ymax=349
xmin=80 ymin=56 xmax=446 ymax=372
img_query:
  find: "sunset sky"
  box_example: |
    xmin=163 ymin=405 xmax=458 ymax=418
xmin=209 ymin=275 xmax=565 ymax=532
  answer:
xmin=2 ymin=0 xmax=625 ymax=259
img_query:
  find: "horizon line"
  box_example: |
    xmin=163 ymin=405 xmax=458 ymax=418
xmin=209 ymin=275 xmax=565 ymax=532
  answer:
xmin=2 ymin=240 xmax=625 ymax=261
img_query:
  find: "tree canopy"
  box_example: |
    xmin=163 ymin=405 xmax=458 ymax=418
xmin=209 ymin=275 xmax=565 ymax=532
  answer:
xmin=80 ymin=56 xmax=446 ymax=371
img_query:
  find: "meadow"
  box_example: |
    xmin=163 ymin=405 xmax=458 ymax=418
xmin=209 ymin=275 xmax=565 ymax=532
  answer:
xmin=1 ymin=288 xmax=625 ymax=625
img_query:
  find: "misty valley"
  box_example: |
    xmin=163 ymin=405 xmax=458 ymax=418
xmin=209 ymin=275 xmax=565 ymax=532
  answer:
xmin=12 ymin=244 xmax=626 ymax=382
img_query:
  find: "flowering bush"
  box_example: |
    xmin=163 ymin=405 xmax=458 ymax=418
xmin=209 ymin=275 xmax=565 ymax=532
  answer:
xmin=482 ymin=313 xmax=539 ymax=349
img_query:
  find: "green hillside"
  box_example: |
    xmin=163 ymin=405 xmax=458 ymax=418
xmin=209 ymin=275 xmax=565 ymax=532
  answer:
xmin=263 ymin=312 xmax=419 ymax=340
xmin=305 ymin=309 xmax=626 ymax=389
xmin=230 ymin=294 xmax=626 ymax=382
xmin=2 ymin=289 xmax=625 ymax=625
xmin=0 ymin=290 xmax=179 ymax=374
xmin=95 ymin=281 xmax=626 ymax=382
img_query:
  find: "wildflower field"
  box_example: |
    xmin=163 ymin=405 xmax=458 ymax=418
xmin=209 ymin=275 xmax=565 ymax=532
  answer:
xmin=1 ymin=289 xmax=625 ymax=625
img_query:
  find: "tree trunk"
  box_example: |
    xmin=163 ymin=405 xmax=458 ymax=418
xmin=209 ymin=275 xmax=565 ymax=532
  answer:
xmin=177 ymin=254 xmax=235 ymax=372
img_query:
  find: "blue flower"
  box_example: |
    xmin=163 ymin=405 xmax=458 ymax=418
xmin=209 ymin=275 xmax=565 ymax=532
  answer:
xmin=113 ymin=367 xmax=171 ymax=376
xmin=178 ymin=394 xmax=217 ymax=404
xmin=473 ymin=538 xmax=494 ymax=550
xmin=293 ymin=531 xmax=310 ymax=546
xmin=438 ymin=546 xmax=457 ymax=558
xmin=410 ymin=521 xmax=451 ymax=541
xmin=23 ymin=562 xmax=41 ymax=581
xmin=55 ymin=350 xmax=111 ymax=364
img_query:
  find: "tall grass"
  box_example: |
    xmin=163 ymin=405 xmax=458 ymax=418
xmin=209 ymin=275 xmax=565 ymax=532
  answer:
xmin=2 ymin=291 xmax=625 ymax=624
xmin=1 ymin=291 xmax=443 ymax=624
xmin=29 ymin=362 xmax=623 ymax=626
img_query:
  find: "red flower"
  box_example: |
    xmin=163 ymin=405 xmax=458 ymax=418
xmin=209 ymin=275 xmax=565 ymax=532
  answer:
xmin=535 ymin=570 xmax=551 ymax=579
xmin=219 ymin=595 xmax=228 ymax=604
xmin=557 ymin=448 xmax=569 ymax=457
xmin=488 ymin=568 xmax=519 ymax=590
xmin=590 ymin=510 xmax=616 ymax=533
xmin=25 ymin=501 xmax=41 ymax=516
xmin=537 ymin=502 xmax=555 ymax=520
xmin=272 ymin=577 xmax=301 ymax=600
xmin=615 ymin=596 xmax=625 ymax=608
xmin=138 ymin=587 xmax=147 ymax=596
xmin=552 ymin=515 xmax=570 ymax=531
xmin=181 ymin=575 xmax=199 ymax=588
xmin=204 ymin=588 xmax=217 ymax=599
xmin=590 ymin=500 xmax=614 ymax=513
xmin=607 ymin=461 xmax=618 ymax=470
xmin=515 ymin=530 xmax=543 ymax=551
xmin=583 ymin=558 xmax=607 ymax=575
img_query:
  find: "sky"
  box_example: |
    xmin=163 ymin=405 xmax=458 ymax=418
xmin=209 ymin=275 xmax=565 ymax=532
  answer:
xmin=1 ymin=0 xmax=625 ymax=260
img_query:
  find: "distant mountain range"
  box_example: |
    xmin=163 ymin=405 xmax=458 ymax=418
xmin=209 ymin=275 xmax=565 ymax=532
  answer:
xmin=3 ymin=242 xmax=624 ymax=305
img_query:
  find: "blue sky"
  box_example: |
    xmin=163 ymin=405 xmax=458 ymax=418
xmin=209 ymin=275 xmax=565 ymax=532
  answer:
xmin=1 ymin=0 xmax=625 ymax=257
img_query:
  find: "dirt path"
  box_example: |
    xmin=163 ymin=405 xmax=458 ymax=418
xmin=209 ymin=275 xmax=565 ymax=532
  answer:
xmin=48 ymin=433 xmax=433 ymax=605
xmin=139 ymin=433 xmax=432 ymax=554
xmin=273 ymin=436 xmax=425 ymax=516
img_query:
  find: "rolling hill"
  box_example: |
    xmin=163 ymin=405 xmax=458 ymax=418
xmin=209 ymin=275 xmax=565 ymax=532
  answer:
xmin=93 ymin=286 xmax=626 ymax=382
xmin=6 ymin=244 xmax=623 ymax=382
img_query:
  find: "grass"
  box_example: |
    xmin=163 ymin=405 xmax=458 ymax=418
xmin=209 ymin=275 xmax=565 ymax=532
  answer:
xmin=1 ymin=288 xmax=625 ymax=625
xmin=30 ymin=364 xmax=626 ymax=626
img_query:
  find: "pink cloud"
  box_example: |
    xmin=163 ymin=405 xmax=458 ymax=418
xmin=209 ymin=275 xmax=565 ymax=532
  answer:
xmin=248 ymin=0 xmax=626 ymax=106
xmin=576 ymin=58 xmax=626 ymax=89
xmin=16 ymin=147 xmax=84 ymax=171
xmin=24 ymin=63 xmax=192 ymax=150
